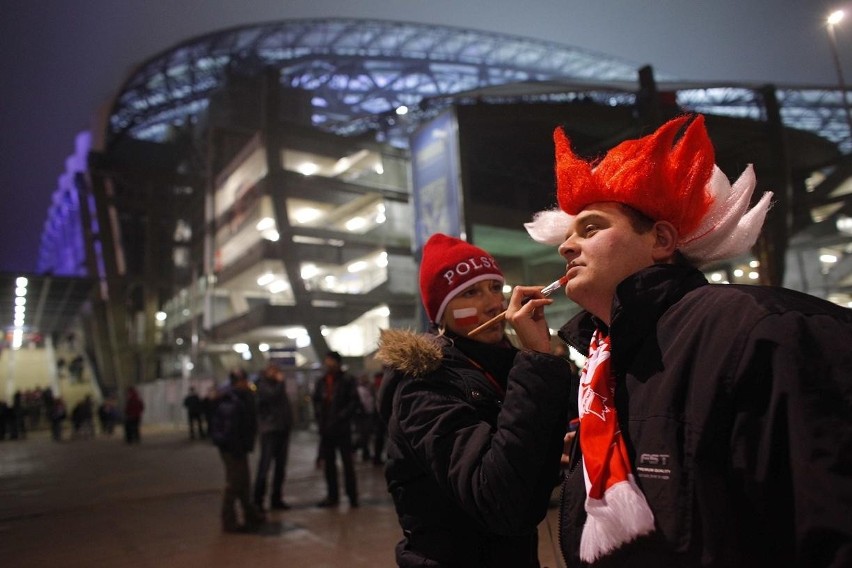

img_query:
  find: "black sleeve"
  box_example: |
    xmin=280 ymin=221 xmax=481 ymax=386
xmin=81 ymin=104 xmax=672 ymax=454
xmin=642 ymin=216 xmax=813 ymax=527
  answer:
xmin=731 ymin=310 xmax=852 ymax=565
xmin=395 ymin=350 xmax=571 ymax=535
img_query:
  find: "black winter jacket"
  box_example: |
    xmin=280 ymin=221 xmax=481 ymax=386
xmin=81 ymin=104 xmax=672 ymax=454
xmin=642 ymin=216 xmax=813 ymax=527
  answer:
xmin=558 ymin=263 xmax=852 ymax=567
xmin=211 ymin=385 xmax=257 ymax=455
xmin=255 ymin=376 xmax=293 ymax=434
xmin=312 ymin=369 xmax=360 ymax=439
xmin=376 ymin=330 xmax=572 ymax=568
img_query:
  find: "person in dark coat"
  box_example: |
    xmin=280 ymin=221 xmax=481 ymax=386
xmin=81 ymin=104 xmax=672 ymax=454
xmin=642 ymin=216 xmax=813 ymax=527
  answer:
xmin=253 ymin=363 xmax=293 ymax=511
xmin=123 ymin=387 xmax=144 ymax=444
xmin=312 ymin=351 xmax=361 ymax=508
xmin=211 ymin=368 xmax=265 ymax=533
xmin=523 ymin=114 xmax=852 ymax=566
xmin=375 ymin=233 xmax=573 ymax=568
xmin=183 ymin=387 xmax=205 ymax=439
xmin=49 ymin=397 xmax=67 ymax=442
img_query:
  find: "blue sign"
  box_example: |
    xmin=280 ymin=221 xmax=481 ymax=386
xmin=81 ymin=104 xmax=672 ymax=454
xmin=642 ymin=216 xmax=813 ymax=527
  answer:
xmin=410 ymin=109 xmax=464 ymax=255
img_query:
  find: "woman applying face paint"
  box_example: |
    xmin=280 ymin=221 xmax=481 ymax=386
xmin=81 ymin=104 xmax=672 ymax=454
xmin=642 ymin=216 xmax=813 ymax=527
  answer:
xmin=375 ymin=233 xmax=574 ymax=568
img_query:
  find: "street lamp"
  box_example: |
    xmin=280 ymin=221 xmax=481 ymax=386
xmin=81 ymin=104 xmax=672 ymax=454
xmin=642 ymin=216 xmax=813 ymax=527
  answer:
xmin=826 ymin=9 xmax=852 ymax=139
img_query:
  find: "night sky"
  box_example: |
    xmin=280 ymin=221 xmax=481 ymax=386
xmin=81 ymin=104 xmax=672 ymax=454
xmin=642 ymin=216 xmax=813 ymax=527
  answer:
xmin=0 ymin=0 xmax=848 ymax=273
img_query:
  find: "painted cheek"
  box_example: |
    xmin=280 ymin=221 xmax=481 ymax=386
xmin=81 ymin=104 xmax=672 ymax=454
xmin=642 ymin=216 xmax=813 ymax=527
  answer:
xmin=452 ymin=307 xmax=479 ymax=326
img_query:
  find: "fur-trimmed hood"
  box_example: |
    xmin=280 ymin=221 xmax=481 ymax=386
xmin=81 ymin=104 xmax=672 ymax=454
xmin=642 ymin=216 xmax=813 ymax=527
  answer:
xmin=375 ymin=328 xmax=447 ymax=423
xmin=375 ymin=328 xmax=445 ymax=375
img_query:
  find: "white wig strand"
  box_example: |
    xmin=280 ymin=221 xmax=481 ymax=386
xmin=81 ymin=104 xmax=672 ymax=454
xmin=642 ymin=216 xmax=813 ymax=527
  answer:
xmin=524 ymin=208 xmax=574 ymax=245
xmin=679 ymin=165 xmax=773 ymax=267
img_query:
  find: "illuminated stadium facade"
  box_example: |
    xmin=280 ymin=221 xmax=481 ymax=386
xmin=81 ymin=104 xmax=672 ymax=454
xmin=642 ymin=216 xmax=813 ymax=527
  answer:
xmin=30 ymin=18 xmax=852 ymax=395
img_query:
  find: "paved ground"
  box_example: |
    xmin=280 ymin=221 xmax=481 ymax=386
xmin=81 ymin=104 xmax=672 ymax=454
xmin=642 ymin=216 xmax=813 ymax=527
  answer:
xmin=0 ymin=425 xmax=564 ymax=567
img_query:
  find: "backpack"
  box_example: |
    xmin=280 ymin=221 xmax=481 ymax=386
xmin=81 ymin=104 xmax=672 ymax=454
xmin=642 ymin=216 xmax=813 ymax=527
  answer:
xmin=209 ymin=390 xmax=244 ymax=451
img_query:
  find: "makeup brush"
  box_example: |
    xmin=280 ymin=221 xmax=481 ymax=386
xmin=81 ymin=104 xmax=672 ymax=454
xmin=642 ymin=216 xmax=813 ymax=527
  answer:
xmin=466 ymin=275 xmax=569 ymax=337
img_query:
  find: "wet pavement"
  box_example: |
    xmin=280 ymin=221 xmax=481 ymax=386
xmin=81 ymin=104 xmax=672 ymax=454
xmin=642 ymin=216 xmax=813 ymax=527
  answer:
xmin=0 ymin=425 xmax=563 ymax=567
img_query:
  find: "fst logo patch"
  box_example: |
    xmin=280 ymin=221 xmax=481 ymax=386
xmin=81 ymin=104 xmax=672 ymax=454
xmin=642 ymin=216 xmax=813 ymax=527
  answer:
xmin=636 ymin=453 xmax=672 ymax=480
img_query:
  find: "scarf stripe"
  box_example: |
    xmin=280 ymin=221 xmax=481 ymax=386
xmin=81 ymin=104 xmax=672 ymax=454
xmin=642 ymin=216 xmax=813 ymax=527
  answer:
xmin=578 ymin=330 xmax=655 ymax=562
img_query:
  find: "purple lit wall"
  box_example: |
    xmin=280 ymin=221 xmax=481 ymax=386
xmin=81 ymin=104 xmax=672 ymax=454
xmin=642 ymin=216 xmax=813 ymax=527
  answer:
xmin=36 ymin=132 xmax=91 ymax=277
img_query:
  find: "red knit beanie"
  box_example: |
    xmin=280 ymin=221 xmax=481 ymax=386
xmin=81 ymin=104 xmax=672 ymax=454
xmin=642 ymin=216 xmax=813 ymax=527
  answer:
xmin=419 ymin=233 xmax=504 ymax=324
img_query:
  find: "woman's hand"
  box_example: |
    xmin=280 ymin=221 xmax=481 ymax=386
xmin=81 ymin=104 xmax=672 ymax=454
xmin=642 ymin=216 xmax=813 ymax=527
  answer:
xmin=504 ymin=285 xmax=553 ymax=353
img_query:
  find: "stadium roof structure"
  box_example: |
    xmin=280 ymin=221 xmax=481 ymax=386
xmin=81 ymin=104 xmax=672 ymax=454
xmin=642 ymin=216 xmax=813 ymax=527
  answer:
xmin=106 ymin=18 xmax=852 ymax=154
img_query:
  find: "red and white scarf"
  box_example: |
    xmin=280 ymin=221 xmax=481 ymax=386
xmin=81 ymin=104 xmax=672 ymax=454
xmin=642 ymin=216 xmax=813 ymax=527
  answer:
xmin=577 ymin=329 xmax=655 ymax=562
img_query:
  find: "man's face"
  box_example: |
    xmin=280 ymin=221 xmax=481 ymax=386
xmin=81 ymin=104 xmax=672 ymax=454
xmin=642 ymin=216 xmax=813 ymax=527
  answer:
xmin=324 ymin=356 xmax=340 ymax=373
xmin=557 ymin=202 xmax=659 ymax=323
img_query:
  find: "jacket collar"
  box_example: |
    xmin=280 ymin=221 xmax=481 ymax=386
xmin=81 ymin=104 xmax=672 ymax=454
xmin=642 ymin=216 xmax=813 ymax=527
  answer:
xmin=559 ymin=264 xmax=707 ymax=376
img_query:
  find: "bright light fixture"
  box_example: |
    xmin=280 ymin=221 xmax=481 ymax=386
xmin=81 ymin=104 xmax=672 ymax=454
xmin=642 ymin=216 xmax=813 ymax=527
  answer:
xmin=268 ymin=280 xmax=289 ymax=294
xmin=294 ymin=207 xmax=322 ymax=224
xmin=301 ymin=263 xmax=320 ymax=279
xmin=255 ymin=217 xmax=275 ymax=231
xmin=155 ymin=311 xmax=167 ymax=321
xmin=820 ymin=254 xmax=839 ymax=263
xmin=347 ymin=260 xmax=368 ymax=273
xmin=233 ymin=343 xmax=249 ymax=353
xmin=284 ymin=327 xmax=307 ymax=340
xmin=345 ymin=217 xmax=367 ymax=231
xmin=297 ymin=162 xmax=318 ymax=176
xmin=828 ymin=10 xmax=845 ymax=25
xmin=257 ymin=272 xmax=275 ymax=286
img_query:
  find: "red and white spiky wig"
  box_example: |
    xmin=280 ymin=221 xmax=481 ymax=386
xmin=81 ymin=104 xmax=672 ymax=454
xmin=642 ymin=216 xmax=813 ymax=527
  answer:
xmin=525 ymin=114 xmax=773 ymax=267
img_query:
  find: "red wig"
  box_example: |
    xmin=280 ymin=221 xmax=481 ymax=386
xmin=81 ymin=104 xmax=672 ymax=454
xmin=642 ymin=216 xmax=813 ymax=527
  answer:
xmin=554 ymin=115 xmax=714 ymax=236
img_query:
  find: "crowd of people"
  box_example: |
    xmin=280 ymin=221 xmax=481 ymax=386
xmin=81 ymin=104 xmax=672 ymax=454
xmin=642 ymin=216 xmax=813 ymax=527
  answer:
xmin=0 ymin=388 xmax=123 ymax=442
xmin=206 ymin=355 xmax=386 ymax=534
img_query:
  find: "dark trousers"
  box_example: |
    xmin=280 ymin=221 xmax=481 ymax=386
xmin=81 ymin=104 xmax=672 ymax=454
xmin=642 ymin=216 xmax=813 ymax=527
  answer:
xmin=254 ymin=429 xmax=291 ymax=506
xmin=219 ymin=450 xmax=263 ymax=529
xmin=188 ymin=413 xmax=205 ymax=439
xmin=355 ymin=413 xmax=374 ymax=460
xmin=124 ymin=418 xmax=141 ymax=443
xmin=320 ymin=432 xmax=358 ymax=503
xmin=50 ymin=419 xmax=63 ymax=441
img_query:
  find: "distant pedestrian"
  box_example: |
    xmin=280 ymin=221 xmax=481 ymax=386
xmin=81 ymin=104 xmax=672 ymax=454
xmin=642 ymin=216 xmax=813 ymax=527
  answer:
xmin=10 ymin=390 xmax=26 ymax=440
xmin=49 ymin=398 xmax=67 ymax=442
xmin=123 ymin=387 xmax=144 ymax=444
xmin=0 ymin=400 xmax=8 ymax=440
xmin=312 ymin=351 xmax=360 ymax=508
xmin=71 ymin=396 xmax=95 ymax=439
xmin=354 ymin=374 xmax=376 ymax=462
xmin=183 ymin=387 xmax=206 ymax=440
xmin=253 ymin=363 xmax=293 ymax=511
xmin=202 ymin=386 xmax=217 ymax=433
xmin=98 ymin=398 xmax=118 ymax=435
xmin=210 ymin=368 xmax=266 ymax=533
